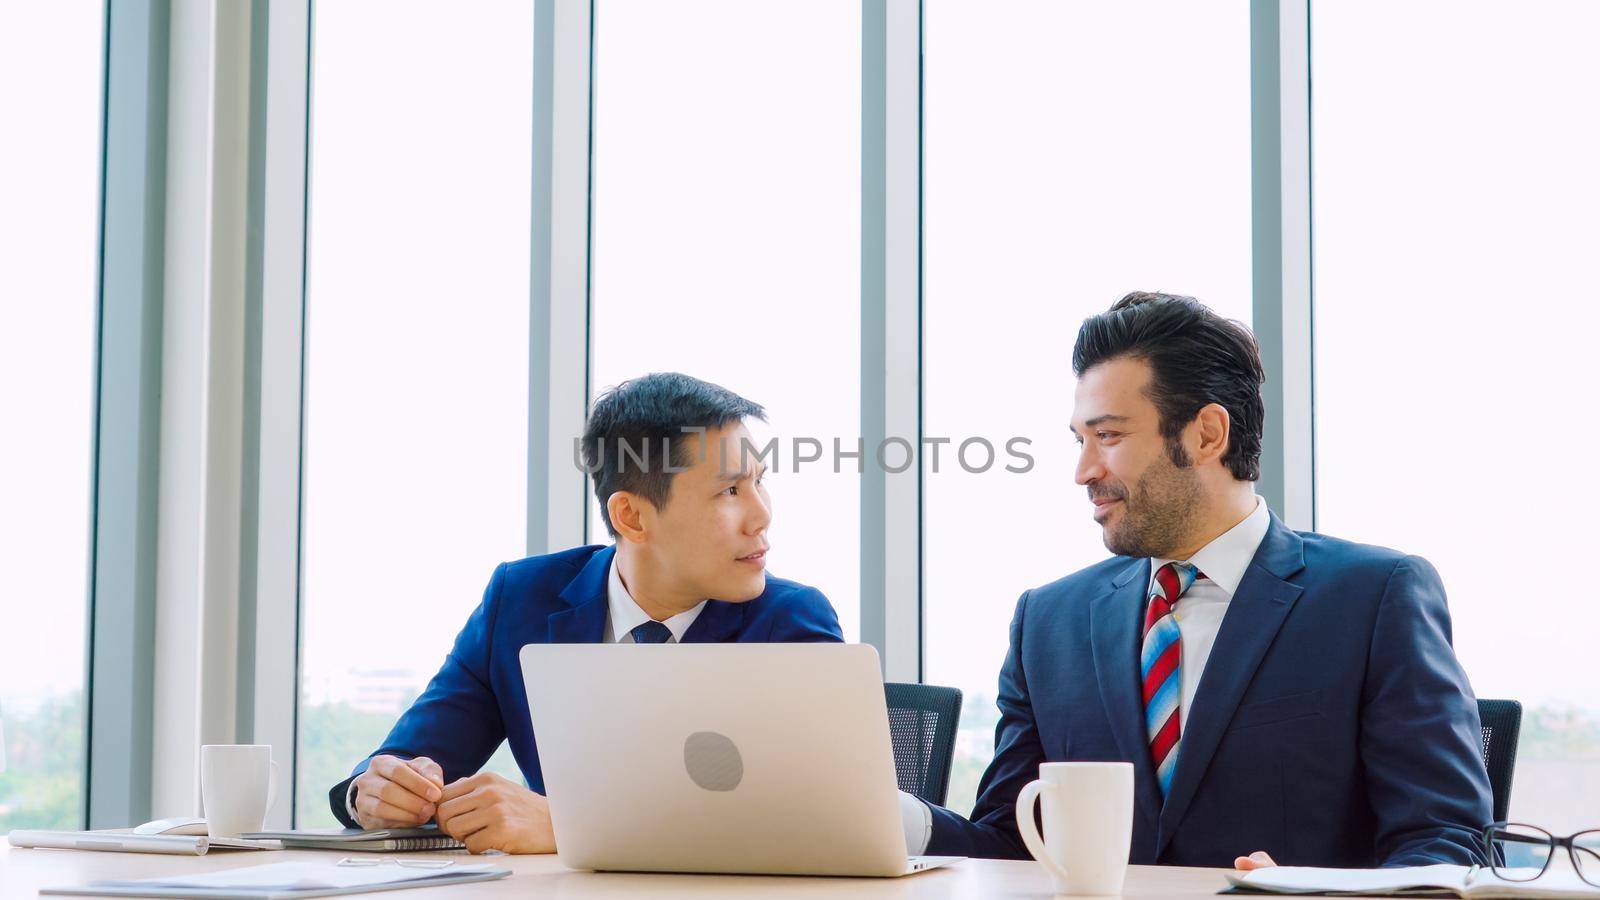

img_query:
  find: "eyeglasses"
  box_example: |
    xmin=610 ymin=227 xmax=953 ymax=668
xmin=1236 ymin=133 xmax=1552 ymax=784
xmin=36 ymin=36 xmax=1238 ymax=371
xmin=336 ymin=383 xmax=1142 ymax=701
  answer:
xmin=335 ymin=857 xmax=455 ymax=869
xmin=1481 ymin=823 xmax=1600 ymax=887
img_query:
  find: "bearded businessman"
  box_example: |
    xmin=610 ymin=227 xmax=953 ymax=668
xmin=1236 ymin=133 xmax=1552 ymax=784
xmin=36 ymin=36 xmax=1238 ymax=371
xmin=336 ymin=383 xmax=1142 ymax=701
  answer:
xmin=329 ymin=373 xmax=842 ymax=852
xmin=914 ymin=293 xmax=1491 ymax=868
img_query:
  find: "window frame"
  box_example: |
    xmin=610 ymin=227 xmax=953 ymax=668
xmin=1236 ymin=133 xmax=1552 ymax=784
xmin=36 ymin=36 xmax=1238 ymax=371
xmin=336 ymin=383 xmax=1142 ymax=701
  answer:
xmin=89 ymin=0 xmax=1317 ymax=826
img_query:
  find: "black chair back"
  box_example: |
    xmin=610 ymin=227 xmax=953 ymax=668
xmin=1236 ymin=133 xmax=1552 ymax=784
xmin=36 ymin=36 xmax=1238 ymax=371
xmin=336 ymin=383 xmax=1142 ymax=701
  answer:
xmin=884 ymin=682 xmax=963 ymax=807
xmin=1476 ymin=698 xmax=1522 ymax=823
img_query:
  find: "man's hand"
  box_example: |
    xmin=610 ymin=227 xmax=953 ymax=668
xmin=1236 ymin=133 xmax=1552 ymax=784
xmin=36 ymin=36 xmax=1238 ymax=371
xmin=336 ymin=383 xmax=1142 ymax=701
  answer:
xmin=351 ymin=755 xmax=444 ymax=829
xmin=1234 ymin=851 xmax=1278 ymax=871
xmin=434 ymin=772 xmax=555 ymax=854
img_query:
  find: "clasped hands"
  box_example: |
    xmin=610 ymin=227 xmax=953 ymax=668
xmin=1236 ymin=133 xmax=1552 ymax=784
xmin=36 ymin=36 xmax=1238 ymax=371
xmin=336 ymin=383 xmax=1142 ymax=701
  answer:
xmin=350 ymin=755 xmax=554 ymax=854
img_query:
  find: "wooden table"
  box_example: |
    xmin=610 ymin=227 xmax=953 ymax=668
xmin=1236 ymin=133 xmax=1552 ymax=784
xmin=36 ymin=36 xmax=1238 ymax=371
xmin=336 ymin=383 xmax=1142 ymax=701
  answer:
xmin=0 ymin=843 xmax=1235 ymax=898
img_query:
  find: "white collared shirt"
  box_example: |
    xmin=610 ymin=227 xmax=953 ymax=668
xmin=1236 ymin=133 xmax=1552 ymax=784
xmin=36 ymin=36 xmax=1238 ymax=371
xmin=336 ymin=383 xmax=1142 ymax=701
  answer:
xmin=1148 ymin=495 xmax=1271 ymax=728
xmin=603 ymin=555 xmax=707 ymax=644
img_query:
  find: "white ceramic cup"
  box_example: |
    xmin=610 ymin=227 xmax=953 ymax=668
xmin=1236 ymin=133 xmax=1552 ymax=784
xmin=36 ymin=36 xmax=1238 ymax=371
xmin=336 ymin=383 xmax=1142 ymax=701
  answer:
xmin=200 ymin=744 xmax=278 ymax=837
xmin=1015 ymin=761 xmax=1134 ymax=896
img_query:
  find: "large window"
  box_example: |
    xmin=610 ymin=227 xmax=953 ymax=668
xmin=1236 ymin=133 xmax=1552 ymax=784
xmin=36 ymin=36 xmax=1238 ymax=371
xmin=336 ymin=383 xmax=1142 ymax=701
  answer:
xmin=922 ymin=0 xmax=1254 ymax=814
xmin=296 ymin=0 xmax=533 ymax=825
xmin=588 ymin=0 xmax=863 ymax=639
xmin=1312 ymin=0 xmax=1600 ymax=831
xmin=0 ymin=1 xmax=104 ymax=830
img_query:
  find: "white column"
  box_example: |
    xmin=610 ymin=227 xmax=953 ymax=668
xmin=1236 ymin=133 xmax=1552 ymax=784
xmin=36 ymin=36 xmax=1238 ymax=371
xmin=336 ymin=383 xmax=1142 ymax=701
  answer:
xmin=150 ymin=0 xmax=253 ymax=818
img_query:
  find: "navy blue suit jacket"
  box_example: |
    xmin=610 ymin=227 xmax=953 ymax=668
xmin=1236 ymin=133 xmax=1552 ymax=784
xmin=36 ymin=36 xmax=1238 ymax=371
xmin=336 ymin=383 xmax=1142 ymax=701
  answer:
xmin=926 ymin=513 xmax=1492 ymax=867
xmin=329 ymin=544 xmax=843 ymax=825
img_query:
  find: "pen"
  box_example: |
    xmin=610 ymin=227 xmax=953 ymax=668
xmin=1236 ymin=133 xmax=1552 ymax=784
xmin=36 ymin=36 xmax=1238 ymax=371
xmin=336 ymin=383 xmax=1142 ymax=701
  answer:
xmin=1465 ymin=863 xmax=1480 ymax=886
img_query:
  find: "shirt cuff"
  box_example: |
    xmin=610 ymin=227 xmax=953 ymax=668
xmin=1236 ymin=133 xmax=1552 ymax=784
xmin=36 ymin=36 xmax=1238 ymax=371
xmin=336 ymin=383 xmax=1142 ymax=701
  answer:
xmin=898 ymin=790 xmax=932 ymax=855
xmin=345 ymin=780 xmax=361 ymax=825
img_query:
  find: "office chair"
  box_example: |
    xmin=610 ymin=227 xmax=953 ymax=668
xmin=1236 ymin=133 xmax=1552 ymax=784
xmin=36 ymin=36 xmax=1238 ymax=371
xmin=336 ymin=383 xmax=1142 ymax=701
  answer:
xmin=884 ymin=682 xmax=963 ymax=807
xmin=1476 ymin=698 xmax=1522 ymax=823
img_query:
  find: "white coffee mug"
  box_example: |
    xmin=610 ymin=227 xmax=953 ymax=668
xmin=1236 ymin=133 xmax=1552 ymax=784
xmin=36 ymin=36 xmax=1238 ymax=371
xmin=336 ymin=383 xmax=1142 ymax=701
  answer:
xmin=1015 ymin=761 xmax=1134 ymax=896
xmin=200 ymin=744 xmax=278 ymax=837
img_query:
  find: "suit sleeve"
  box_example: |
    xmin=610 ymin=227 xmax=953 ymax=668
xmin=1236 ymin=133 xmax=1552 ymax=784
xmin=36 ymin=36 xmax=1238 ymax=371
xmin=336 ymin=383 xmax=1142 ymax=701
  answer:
xmin=1361 ymin=555 xmax=1493 ymax=867
xmin=766 ymin=586 xmax=844 ymax=642
xmin=327 ymin=563 xmax=514 ymax=826
xmin=924 ymin=590 xmax=1039 ymax=859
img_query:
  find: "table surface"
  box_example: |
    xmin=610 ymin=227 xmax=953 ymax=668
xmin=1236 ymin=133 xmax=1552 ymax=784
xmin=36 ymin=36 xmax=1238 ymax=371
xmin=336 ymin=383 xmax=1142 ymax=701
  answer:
xmin=0 ymin=843 xmax=1238 ymax=899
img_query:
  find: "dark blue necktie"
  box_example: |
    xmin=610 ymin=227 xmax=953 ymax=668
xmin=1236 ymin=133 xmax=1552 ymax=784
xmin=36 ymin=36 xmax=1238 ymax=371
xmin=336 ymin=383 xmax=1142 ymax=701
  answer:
xmin=630 ymin=621 xmax=673 ymax=644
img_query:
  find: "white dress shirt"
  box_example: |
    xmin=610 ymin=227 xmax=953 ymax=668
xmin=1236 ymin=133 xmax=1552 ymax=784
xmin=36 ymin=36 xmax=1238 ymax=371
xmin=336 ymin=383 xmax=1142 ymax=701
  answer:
xmin=902 ymin=496 xmax=1272 ymax=855
xmin=603 ymin=557 xmax=707 ymax=644
xmin=348 ymin=555 xmax=709 ymax=822
xmin=1148 ymin=495 xmax=1270 ymax=729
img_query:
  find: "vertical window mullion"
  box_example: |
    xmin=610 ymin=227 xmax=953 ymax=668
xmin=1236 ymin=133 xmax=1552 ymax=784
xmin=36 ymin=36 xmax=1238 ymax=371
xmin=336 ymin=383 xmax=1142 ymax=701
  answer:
xmin=862 ymin=0 xmax=923 ymax=682
xmin=529 ymin=0 xmax=593 ymax=557
xmin=86 ymin=0 xmax=167 ymax=831
xmin=246 ymin=0 xmax=311 ymax=828
xmin=1250 ymin=0 xmax=1314 ymax=529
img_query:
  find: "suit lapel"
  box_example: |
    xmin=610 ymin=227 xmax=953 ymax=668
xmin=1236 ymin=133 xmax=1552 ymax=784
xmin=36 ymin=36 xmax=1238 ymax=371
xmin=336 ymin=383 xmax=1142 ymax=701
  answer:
xmin=1155 ymin=514 xmax=1306 ymax=856
xmin=548 ymin=545 xmax=613 ymax=643
xmin=682 ymin=600 xmax=745 ymax=643
xmin=1091 ymin=556 xmax=1164 ymax=834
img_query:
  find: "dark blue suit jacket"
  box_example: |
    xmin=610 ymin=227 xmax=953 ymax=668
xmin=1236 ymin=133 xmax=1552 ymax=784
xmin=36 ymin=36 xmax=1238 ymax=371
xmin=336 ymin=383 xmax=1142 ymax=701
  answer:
xmin=329 ymin=544 xmax=843 ymax=825
xmin=926 ymin=513 xmax=1492 ymax=867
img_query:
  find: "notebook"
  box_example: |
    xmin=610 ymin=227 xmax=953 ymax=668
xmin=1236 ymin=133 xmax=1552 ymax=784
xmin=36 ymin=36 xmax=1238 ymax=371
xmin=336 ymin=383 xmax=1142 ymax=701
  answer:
xmin=1226 ymin=864 xmax=1600 ymax=899
xmin=238 ymin=827 xmax=463 ymax=853
xmin=41 ymin=859 xmax=509 ymax=899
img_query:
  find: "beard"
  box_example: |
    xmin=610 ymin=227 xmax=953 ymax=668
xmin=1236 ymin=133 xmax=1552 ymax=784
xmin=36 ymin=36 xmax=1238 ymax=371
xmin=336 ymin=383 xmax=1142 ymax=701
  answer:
xmin=1094 ymin=444 xmax=1202 ymax=558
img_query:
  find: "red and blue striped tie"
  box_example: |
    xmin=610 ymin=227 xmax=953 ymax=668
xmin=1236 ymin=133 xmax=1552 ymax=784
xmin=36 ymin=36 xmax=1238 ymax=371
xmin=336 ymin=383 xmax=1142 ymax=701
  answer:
xmin=1142 ymin=561 xmax=1199 ymax=798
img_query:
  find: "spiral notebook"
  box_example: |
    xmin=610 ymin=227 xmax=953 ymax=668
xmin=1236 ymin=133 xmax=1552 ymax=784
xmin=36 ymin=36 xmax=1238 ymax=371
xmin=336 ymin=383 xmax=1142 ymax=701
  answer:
xmin=238 ymin=827 xmax=464 ymax=853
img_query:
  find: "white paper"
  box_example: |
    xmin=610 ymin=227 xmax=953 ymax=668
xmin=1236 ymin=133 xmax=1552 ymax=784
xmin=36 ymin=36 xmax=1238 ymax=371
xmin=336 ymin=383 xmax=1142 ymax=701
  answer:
xmin=1229 ymin=864 xmax=1600 ymax=899
xmin=92 ymin=861 xmax=502 ymax=892
xmin=1467 ymin=869 xmax=1600 ymax=899
xmin=1232 ymin=864 xmax=1473 ymax=894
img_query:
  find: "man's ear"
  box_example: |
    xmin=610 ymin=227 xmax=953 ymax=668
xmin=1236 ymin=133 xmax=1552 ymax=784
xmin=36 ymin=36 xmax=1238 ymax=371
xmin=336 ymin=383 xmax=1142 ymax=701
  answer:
xmin=1190 ymin=403 xmax=1232 ymax=467
xmin=607 ymin=491 xmax=652 ymax=544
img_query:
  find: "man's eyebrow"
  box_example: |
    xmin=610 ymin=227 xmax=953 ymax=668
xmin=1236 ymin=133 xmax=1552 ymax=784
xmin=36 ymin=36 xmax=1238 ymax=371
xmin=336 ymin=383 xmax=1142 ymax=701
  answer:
xmin=1069 ymin=414 xmax=1132 ymax=435
xmin=716 ymin=463 xmax=765 ymax=483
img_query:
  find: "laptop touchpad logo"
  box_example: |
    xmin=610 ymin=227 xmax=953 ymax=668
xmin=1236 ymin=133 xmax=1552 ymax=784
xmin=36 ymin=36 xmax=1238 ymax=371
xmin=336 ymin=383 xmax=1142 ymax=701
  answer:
xmin=683 ymin=731 xmax=743 ymax=791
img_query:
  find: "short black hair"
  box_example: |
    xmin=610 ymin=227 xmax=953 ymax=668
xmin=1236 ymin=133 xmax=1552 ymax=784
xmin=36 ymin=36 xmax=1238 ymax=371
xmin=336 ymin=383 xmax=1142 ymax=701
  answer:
xmin=583 ymin=372 xmax=766 ymax=537
xmin=1071 ymin=291 xmax=1265 ymax=481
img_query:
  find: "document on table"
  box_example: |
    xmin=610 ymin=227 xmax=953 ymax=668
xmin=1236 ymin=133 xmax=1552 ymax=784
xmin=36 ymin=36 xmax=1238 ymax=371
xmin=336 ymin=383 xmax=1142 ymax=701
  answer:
xmin=1225 ymin=864 xmax=1600 ymax=899
xmin=41 ymin=859 xmax=510 ymax=899
xmin=9 ymin=830 xmax=279 ymax=855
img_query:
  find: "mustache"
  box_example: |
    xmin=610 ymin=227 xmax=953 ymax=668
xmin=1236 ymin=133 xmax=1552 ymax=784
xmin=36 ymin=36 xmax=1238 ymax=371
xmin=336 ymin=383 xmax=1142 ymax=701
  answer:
xmin=1087 ymin=484 xmax=1127 ymax=503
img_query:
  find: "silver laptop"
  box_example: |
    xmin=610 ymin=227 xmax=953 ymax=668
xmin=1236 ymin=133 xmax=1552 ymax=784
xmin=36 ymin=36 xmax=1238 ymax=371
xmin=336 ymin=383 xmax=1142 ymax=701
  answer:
xmin=520 ymin=642 xmax=963 ymax=877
